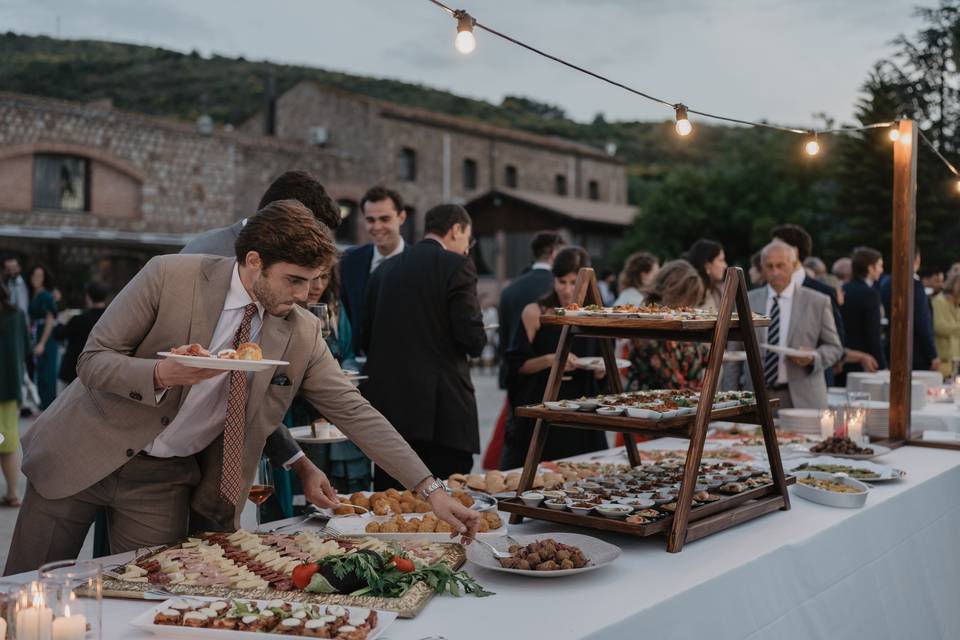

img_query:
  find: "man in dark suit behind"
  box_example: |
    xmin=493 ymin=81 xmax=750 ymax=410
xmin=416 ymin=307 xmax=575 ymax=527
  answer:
xmin=361 ymin=204 xmax=486 ymax=489
xmin=497 ymin=232 xmax=565 ymax=389
xmin=841 ymin=247 xmax=887 ymax=381
xmin=340 ymin=187 xmax=410 ymax=356
xmin=880 ymin=248 xmax=940 ymax=372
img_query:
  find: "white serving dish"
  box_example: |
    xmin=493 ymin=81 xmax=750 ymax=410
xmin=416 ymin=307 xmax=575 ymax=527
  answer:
xmin=332 ymin=511 xmax=506 ymax=540
xmin=784 ymin=456 xmax=906 ymax=482
xmin=129 ymin=597 xmax=396 ymax=639
xmin=626 ymin=407 xmax=662 ymax=420
xmin=520 ymin=491 xmax=544 ymax=507
xmin=544 ymin=401 xmax=580 ymax=411
xmin=157 ymin=352 xmax=288 ymax=372
xmin=594 ymin=504 xmax=632 ymax=518
xmin=466 ymin=533 xmax=621 ymax=578
xmin=791 ymin=471 xmax=869 ymax=508
xmin=596 ymin=406 xmax=625 ymax=416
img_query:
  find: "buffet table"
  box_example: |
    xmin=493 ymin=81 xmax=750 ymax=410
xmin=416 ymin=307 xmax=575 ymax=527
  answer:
xmin=7 ymin=439 xmax=960 ymax=639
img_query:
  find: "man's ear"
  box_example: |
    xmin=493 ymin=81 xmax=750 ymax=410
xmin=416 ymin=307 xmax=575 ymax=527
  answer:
xmin=244 ymin=250 xmax=263 ymax=271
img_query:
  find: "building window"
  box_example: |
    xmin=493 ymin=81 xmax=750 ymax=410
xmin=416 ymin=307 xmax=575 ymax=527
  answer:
xmin=588 ymin=180 xmax=600 ymax=201
xmin=399 ymin=147 xmax=417 ymax=182
xmin=463 ymin=158 xmax=478 ymax=190
xmin=33 ymin=154 xmax=89 ymax=211
xmin=555 ymin=174 xmax=568 ymax=196
xmin=335 ymin=200 xmax=358 ymax=244
xmin=504 ymin=165 xmax=518 ymax=189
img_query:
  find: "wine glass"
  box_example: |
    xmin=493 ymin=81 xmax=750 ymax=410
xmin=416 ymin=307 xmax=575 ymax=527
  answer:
xmin=249 ymin=458 xmax=275 ymax=524
xmin=308 ymin=303 xmax=333 ymax=340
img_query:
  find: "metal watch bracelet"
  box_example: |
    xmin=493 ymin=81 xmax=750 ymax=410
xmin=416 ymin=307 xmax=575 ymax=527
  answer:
xmin=418 ymin=477 xmax=445 ymax=500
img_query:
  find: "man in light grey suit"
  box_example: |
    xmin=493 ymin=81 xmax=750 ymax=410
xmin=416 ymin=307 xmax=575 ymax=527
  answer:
xmin=727 ymin=240 xmax=843 ymax=409
xmin=182 ymin=171 xmax=343 ymax=508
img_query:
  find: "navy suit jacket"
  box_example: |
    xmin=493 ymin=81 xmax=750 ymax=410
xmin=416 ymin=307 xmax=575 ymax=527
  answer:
xmin=880 ymin=274 xmax=938 ymax=369
xmin=803 ymin=275 xmax=846 ymax=346
xmin=841 ymin=278 xmax=887 ymax=371
xmin=496 ymin=268 xmax=554 ymax=388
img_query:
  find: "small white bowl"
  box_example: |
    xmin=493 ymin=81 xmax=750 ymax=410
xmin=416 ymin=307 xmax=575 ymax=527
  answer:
xmin=597 ymin=406 xmax=625 ymax=416
xmin=520 ymin=491 xmax=544 ymax=507
xmin=567 ymin=503 xmax=595 ymax=516
xmin=544 ymin=499 xmax=569 ymax=511
xmin=617 ymin=497 xmax=655 ymax=509
xmin=595 ymin=504 xmax=632 ymax=519
xmin=544 ymin=401 xmax=580 ymax=411
xmin=626 ymin=407 xmax=662 ymax=420
xmin=792 ymin=471 xmax=869 ymax=508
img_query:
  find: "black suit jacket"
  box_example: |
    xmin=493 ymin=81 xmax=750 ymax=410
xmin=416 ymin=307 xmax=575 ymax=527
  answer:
xmin=802 ymin=275 xmax=846 ymax=346
xmin=841 ymin=278 xmax=887 ymax=370
xmin=360 ymin=239 xmax=486 ymax=452
xmin=880 ymin=274 xmax=938 ymax=369
xmin=54 ymin=308 xmax=106 ymax=383
xmin=497 ymin=268 xmax=554 ymax=388
xmin=340 ymin=244 xmax=375 ymax=356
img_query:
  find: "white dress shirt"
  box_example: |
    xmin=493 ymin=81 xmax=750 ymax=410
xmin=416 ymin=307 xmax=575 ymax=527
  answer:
xmin=144 ymin=263 xmax=266 ymax=458
xmin=369 ymin=237 xmax=406 ymax=273
xmin=766 ymin=280 xmax=796 ymax=384
xmin=531 ymin=261 xmax=551 ymax=271
xmin=790 ymin=265 xmax=806 ymax=288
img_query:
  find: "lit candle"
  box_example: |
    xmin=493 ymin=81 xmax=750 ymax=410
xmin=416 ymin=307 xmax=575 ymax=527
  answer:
xmin=16 ymin=593 xmax=53 ymax=640
xmin=819 ymin=409 xmax=835 ymax=439
xmin=0 ymin=617 xmax=7 ymax=640
xmin=848 ymin=413 xmax=865 ymax=445
xmin=51 ymin=606 xmax=85 ymax=640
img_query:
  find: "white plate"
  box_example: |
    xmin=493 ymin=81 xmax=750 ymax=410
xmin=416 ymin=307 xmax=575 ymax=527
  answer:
xmin=544 ymin=401 xmax=580 ymax=411
xmin=555 ymin=308 xmax=590 ymax=317
xmin=288 ymin=425 xmax=349 ymax=444
xmin=157 ymin=352 xmax=288 ymax=372
xmin=790 ymin=443 xmax=893 ymax=460
xmin=466 ymin=532 xmax=621 ymax=578
xmin=784 ymin=456 xmax=906 ymax=482
xmin=332 ymin=511 xmax=506 ymax=541
xmin=130 ymin=597 xmax=396 ymax=639
xmin=625 ymin=407 xmax=662 ymax=420
xmin=575 ymin=357 xmax=632 ymax=371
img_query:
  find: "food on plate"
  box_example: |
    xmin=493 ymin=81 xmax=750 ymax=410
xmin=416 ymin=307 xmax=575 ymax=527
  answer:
xmin=809 ymin=436 xmax=874 ymax=456
xmin=719 ymin=482 xmax=747 ymax=494
xmin=152 ymin=599 xmax=379 ymax=638
xmin=365 ymin=511 xmax=501 ymax=534
xmin=217 ymin=342 xmax=263 ymax=361
xmin=792 ymin=462 xmax=881 ymax=480
xmin=170 ymin=343 xmax=211 ymax=357
xmin=798 ymin=477 xmax=864 ymax=493
xmin=497 ymin=539 xmax=588 ymax=571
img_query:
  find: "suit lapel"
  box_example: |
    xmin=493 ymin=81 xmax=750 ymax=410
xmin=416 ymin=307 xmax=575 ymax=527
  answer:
xmin=189 ymin=257 xmax=234 ymax=348
xmin=787 ymin=287 xmax=803 ymax=347
xmin=245 ymin=312 xmax=293 ymax=423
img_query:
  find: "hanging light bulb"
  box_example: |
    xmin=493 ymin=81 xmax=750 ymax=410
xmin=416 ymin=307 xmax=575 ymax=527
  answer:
xmin=955 ymin=179 xmax=960 ymax=193
xmin=454 ymin=11 xmax=476 ymax=54
xmin=888 ymin=127 xmax=900 ymax=142
xmin=804 ymin=134 xmax=820 ymax=156
xmin=674 ymin=104 xmax=692 ymax=136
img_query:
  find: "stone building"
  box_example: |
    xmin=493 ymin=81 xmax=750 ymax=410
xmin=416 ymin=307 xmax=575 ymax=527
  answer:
xmin=0 ymin=82 xmax=634 ymax=304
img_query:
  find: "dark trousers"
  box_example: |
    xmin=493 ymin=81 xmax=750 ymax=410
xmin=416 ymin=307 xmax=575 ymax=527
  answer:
xmin=374 ymin=440 xmax=473 ymax=491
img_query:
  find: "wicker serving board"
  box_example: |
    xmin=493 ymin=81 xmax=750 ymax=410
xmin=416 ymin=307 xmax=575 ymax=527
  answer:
xmin=92 ymin=536 xmax=466 ymax=619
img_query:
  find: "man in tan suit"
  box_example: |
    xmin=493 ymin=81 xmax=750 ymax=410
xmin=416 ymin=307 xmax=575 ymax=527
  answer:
xmin=5 ymin=200 xmax=478 ymax=575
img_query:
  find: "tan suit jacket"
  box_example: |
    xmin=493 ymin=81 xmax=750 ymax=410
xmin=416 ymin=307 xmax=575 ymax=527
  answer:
xmin=21 ymin=254 xmax=431 ymax=527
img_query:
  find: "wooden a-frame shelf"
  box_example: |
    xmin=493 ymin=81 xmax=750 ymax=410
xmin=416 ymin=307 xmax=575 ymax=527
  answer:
xmin=498 ymin=266 xmax=792 ymax=553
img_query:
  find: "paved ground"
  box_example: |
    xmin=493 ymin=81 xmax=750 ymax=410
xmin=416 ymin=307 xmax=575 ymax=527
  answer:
xmin=0 ymin=370 xmax=506 ymax=571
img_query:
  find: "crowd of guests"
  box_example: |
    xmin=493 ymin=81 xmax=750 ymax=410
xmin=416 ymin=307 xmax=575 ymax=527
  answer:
xmin=3 ymin=168 xmax=960 ymax=532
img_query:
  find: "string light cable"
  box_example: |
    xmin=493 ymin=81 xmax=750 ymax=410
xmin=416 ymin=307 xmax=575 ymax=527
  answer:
xmin=425 ymin=0 xmax=960 ymax=178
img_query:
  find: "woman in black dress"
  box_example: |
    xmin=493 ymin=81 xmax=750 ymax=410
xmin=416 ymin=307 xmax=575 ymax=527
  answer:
xmin=501 ymin=247 xmax=608 ymax=470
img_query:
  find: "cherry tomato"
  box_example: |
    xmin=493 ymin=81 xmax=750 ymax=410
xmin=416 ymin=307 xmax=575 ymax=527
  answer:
xmin=291 ymin=562 xmax=320 ymax=590
xmin=390 ymin=556 xmax=415 ymax=573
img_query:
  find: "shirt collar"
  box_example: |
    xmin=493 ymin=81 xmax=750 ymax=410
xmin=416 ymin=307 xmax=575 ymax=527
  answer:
xmin=790 ymin=266 xmax=806 ymax=288
xmin=767 ymin=279 xmax=796 ymax=302
xmin=375 ymin=236 xmax=406 ymax=261
xmin=224 ymin=262 xmax=264 ymax=319
xmin=531 ymin=262 xmax=551 ymax=271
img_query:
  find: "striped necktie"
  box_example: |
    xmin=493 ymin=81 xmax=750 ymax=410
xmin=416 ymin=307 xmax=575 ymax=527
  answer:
xmin=220 ymin=303 xmax=258 ymax=503
xmin=763 ymin=297 xmax=781 ymax=387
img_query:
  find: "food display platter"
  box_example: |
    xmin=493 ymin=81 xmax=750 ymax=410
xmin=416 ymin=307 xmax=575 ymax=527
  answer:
xmin=465 ymin=533 xmax=621 ymax=578
xmin=96 ymin=531 xmax=465 ymax=619
xmin=783 ymin=456 xmax=906 ymax=482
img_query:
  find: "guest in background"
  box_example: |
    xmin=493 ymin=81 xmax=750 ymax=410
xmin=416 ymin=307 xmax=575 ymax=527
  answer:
xmin=686 ymin=239 xmax=726 ymax=310
xmin=597 ymin=269 xmax=616 ymax=306
xmin=341 ymin=186 xmax=410 ymax=356
xmin=485 ymin=231 xmax=564 ymax=470
xmin=502 ymin=247 xmax=607 ymax=470
xmin=614 ymin=251 xmax=659 ymax=306
xmin=626 ymin=260 xmax=710 ymax=391
xmin=55 ymin=282 xmax=108 ymax=385
xmin=841 ymin=247 xmax=887 ymax=381
xmin=920 ymin=267 xmax=945 ymax=300
xmin=932 ymin=272 xmax=960 ymax=378
xmin=362 ymin=204 xmax=486 ymax=489
xmin=804 ymin=256 xmax=827 ymax=280
xmin=0 ymin=282 xmax=29 ymax=507
xmin=749 ymin=251 xmax=765 ymax=288
xmin=880 ymin=248 xmax=939 ymax=372
xmin=28 ymin=265 xmax=59 ymax=410
xmin=2 ymin=256 xmax=29 ymax=319
xmin=820 ymin=275 xmax=845 ymax=307
xmin=949 ymin=262 xmax=960 ymax=279
xmin=727 ymin=241 xmax=843 ymax=410
xmin=832 ymin=257 xmax=853 ymax=284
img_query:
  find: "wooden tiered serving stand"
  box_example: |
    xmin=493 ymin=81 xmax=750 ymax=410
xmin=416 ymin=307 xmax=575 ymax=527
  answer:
xmin=499 ymin=266 xmax=793 ymax=552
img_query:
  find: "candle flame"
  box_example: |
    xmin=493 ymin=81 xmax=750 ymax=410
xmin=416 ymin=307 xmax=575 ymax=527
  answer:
xmin=64 ymin=604 xmax=71 ymax=617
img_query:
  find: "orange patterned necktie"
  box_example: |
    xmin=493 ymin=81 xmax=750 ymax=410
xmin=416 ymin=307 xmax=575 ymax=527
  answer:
xmin=220 ymin=303 xmax=258 ymax=503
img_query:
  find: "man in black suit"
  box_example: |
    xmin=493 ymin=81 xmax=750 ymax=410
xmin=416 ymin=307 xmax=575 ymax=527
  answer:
xmin=497 ymin=232 xmax=565 ymax=389
xmin=880 ymin=248 xmax=940 ymax=371
xmin=361 ymin=204 xmax=486 ymax=489
xmin=340 ymin=187 xmax=410 ymax=356
xmin=841 ymin=247 xmax=887 ymax=382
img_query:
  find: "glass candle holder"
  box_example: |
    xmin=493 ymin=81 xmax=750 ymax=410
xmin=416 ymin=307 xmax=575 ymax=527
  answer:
xmin=13 ymin=581 xmax=55 ymax=640
xmin=819 ymin=408 xmax=836 ymax=439
xmin=0 ymin=582 xmax=26 ymax=640
xmin=39 ymin=560 xmax=102 ymax=640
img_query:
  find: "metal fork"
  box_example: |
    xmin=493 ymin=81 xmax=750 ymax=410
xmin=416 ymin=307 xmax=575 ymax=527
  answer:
xmin=463 ymin=536 xmax=512 ymax=560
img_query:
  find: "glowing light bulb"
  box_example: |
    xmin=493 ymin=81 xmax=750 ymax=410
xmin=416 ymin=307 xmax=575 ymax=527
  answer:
xmin=955 ymin=179 xmax=960 ymax=193
xmin=804 ymin=137 xmax=820 ymax=156
xmin=454 ymin=11 xmax=476 ymax=54
xmin=888 ymin=128 xmax=900 ymax=142
xmin=674 ymin=104 xmax=692 ymax=136
xmin=454 ymin=30 xmax=476 ymax=54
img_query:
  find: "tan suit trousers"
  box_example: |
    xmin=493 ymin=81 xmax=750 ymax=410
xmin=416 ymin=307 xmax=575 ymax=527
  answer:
xmin=4 ymin=454 xmax=201 ymax=576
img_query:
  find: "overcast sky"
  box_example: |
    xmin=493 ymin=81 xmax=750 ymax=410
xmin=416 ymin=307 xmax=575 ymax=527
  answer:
xmin=5 ymin=0 xmax=923 ymax=127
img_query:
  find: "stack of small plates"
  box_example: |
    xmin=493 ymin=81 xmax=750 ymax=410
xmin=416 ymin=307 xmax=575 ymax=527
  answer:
xmin=863 ymin=400 xmax=891 ymax=439
xmin=777 ymin=408 xmax=822 ymax=435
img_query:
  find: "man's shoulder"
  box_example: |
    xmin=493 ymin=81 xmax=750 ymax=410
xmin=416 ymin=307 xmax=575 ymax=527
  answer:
xmin=181 ymin=222 xmax=241 ymax=256
xmin=803 ymin=276 xmax=836 ymax=300
xmin=795 ymin=284 xmax=831 ymax=307
xmin=342 ymin=244 xmax=373 ymax=268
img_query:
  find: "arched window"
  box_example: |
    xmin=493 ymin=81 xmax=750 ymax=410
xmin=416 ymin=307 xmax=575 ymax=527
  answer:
xmin=34 ymin=154 xmax=89 ymax=211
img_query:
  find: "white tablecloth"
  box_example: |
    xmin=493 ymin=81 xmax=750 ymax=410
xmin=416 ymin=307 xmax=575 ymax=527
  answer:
xmin=8 ymin=441 xmax=960 ymax=640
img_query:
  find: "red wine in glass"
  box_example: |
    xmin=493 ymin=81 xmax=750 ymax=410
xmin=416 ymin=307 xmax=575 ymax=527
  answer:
xmin=247 ymin=484 xmax=275 ymax=506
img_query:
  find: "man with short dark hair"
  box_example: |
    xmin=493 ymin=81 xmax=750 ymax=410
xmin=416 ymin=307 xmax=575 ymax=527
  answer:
xmin=6 ymin=200 xmax=478 ymax=575
xmin=340 ymin=186 xmax=410 ymax=355
xmin=880 ymin=248 xmax=940 ymax=371
xmin=841 ymin=247 xmax=887 ymax=380
xmin=360 ymin=204 xmax=486 ymax=489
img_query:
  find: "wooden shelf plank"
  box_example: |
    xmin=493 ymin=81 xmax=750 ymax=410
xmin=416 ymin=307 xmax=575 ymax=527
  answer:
xmin=542 ymin=314 xmax=771 ymax=332
xmin=682 ymin=495 xmax=788 ymax=545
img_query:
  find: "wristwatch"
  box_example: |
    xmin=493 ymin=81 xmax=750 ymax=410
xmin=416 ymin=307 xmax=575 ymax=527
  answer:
xmin=418 ymin=477 xmax=445 ymax=500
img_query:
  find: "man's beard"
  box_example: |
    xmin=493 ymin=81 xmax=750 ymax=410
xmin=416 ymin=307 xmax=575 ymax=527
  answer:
xmin=251 ymin=274 xmax=290 ymax=317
